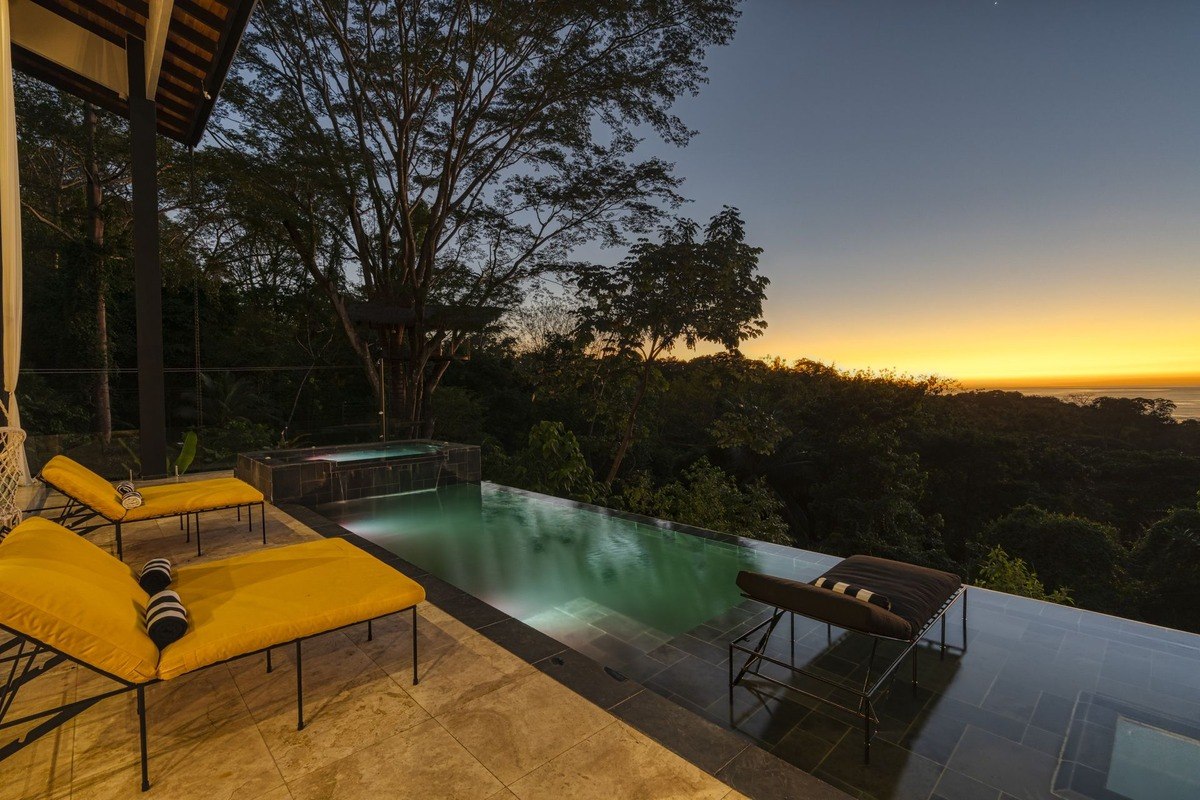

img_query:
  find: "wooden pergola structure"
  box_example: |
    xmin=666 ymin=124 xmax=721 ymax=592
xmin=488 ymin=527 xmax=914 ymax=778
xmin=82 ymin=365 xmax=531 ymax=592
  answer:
xmin=1 ymin=0 xmax=257 ymax=476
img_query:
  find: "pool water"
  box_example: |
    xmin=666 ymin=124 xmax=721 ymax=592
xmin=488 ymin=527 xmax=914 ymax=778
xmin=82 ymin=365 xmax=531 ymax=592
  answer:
xmin=1107 ymin=718 xmax=1200 ymax=799
xmin=307 ymin=443 xmax=442 ymax=463
xmin=321 ymin=483 xmax=797 ymax=648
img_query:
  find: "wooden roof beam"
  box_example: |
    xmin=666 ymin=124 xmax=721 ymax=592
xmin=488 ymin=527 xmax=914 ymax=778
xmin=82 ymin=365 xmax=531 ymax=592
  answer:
xmin=10 ymin=0 xmax=128 ymax=97
xmin=143 ymin=0 xmax=173 ymax=97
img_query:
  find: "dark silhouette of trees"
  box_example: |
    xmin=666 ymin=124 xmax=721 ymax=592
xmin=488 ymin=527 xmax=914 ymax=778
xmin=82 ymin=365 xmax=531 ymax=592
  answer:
xmin=577 ymin=207 xmax=768 ymax=486
xmin=219 ymin=0 xmax=741 ymax=435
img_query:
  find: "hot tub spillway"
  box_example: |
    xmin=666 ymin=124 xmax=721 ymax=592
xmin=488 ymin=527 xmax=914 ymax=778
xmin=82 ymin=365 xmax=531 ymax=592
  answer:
xmin=235 ymin=440 xmax=481 ymax=505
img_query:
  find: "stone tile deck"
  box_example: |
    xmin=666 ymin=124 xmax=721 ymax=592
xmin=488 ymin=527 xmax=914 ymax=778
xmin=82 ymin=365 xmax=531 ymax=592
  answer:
xmin=0 ymin=476 xmax=796 ymax=800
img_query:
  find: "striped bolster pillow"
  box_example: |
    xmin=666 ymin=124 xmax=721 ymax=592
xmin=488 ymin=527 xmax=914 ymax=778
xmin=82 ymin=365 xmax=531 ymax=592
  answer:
xmin=812 ymin=577 xmax=892 ymax=611
xmin=139 ymin=558 xmax=173 ymax=594
xmin=146 ymin=590 xmax=189 ymax=650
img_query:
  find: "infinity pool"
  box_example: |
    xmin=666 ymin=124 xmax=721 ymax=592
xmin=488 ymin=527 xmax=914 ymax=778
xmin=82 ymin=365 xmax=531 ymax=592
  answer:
xmin=318 ymin=481 xmax=1200 ymax=800
xmin=321 ymin=482 xmax=824 ymax=641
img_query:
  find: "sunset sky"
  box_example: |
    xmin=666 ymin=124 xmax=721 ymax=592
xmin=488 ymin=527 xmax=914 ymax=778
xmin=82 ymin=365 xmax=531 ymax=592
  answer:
xmin=595 ymin=0 xmax=1200 ymax=386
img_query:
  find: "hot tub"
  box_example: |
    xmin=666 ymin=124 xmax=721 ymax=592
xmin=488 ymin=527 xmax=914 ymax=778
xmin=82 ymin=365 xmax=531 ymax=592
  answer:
xmin=236 ymin=440 xmax=480 ymax=505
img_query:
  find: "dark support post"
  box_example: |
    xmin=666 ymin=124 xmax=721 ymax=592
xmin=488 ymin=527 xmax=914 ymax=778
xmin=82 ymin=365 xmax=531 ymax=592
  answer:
xmin=367 ymin=619 xmax=373 ymax=642
xmin=195 ymin=514 xmax=201 ymax=557
xmin=137 ymin=685 xmax=149 ymax=791
xmin=126 ymin=38 xmax=167 ymax=478
xmin=962 ymin=588 xmax=969 ymax=653
xmin=265 ymin=648 xmax=272 ymax=673
xmin=114 ymin=522 xmax=123 ymax=561
xmin=411 ymin=606 xmax=419 ymax=685
xmin=260 ymin=503 xmax=266 ymax=545
xmin=296 ymin=640 xmax=304 ymax=730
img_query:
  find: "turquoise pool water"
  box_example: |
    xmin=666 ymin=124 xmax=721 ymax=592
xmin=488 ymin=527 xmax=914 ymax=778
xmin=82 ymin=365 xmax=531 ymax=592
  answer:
xmin=321 ymin=483 xmax=817 ymax=641
xmin=308 ymin=443 xmax=442 ymax=463
xmin=1107 ymin=718 xmax=1200 ymax=799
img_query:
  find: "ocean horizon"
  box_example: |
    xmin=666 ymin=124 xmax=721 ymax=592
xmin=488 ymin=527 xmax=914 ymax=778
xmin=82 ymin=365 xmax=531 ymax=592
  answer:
xmin=969 ymin=386 xmax=1200 ymax=420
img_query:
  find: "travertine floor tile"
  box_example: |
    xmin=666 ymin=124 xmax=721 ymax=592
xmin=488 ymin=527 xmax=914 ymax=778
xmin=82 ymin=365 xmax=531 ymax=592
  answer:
xmin=286 ymin=718 xmax=503 ymax=800
xmin=70 ymin=708 xmax=284 ymax=800
xmin=438 ymin=672 xmax=612 ymax=784
xmin=399 ymin=633 xmax=535 ymax=717
xmin=248 ymin=666 xmax=429 ymax=781
xmin=0 ymin=722 xmax=72 ymax=800
xmin=508 ymin=722 xmax=729 ymax=800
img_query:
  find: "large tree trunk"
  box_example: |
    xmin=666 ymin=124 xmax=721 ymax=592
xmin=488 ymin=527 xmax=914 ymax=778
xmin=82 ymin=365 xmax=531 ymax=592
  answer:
xmin=84 ymin=105 xmax=112 ymax=444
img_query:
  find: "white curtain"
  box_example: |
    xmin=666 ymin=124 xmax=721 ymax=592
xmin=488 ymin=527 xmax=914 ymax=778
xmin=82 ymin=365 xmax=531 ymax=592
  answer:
xmin=0 ymin=0 xmax=30 ymax=482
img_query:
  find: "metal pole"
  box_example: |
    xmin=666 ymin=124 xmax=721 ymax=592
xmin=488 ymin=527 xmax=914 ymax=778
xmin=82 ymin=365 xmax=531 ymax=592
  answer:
xmin=296 ymin=640 xmax=304 ymax=730
xmin=137 ymin=685 xmax=149 ymax=791
xmin=126 ymin=38 xmax=167 ymax=478
xmin=378 ymin=358 xmax=387 ymax=441
xmin=962 ymin=588 xmax=968 ymax=653
xmin=411 ymin=606 xmax=419 ymax=685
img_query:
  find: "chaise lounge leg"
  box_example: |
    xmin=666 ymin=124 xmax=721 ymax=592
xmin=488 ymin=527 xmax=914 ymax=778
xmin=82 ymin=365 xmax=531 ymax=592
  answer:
xmin=237 ymin=506 xmax=241 ymax=523
xmin=962 ymin=588 xmax=969 ymax=653
xmin=266 ymin=648 xmax=272 ymax=673
xmin=412 ymin=606 xmax=419 ymax=685
xmin=367 ymin=619 xmax=373 ymax=642
xmin=863 ymin=697 xmax=872 ymax=765
xmin=137 ymin=685 xmax=150 ymax=791
xmin=186 ymin=513 xmax=190 ymax=542
xmin=195 ymin=514 xmax=202 ymax=557
xmin=261 ymin=504 xmax=266 ymax=545
xmin=115 ymin=522 xmax=123 ymax=562
xmin=296 ymin=640 xmax=304 ymax=730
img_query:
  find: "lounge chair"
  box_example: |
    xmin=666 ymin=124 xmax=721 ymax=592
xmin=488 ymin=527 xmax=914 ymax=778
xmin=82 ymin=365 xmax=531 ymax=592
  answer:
xmin=38 ymin=454 xmax=266 ymax=559
xmin=0 ymin=516 xmax=424 ymax=790
xmin=729 ymin=555 xmax=966 ymax=762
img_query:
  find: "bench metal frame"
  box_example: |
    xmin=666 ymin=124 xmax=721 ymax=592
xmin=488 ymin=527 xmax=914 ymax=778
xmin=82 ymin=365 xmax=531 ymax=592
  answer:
xmin=729 ymin=585 xmax=967 ymax=763
xmin=37 ymin=474 xmax=266 ymax=560
xmin=0 ymin=605 xmax=419 ymax=791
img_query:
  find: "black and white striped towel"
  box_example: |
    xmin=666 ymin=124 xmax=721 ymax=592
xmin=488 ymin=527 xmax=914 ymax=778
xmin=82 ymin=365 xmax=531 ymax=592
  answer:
xmin=812 ymin=576 xmax=892 ymax=611
xmin=146 ymin=590 xmax=188 ymax=649
xmin=139 ymin=558 xmax=173 ymax=594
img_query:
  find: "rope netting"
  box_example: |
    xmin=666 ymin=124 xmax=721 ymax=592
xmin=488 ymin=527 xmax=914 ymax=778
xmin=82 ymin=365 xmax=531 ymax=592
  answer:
xmin=0 ymin=427 xmax=26 ymax=534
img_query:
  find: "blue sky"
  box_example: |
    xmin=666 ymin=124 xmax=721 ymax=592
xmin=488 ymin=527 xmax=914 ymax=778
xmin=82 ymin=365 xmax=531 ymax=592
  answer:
xmin=591 ymin=0 xmax=1200 ymax=384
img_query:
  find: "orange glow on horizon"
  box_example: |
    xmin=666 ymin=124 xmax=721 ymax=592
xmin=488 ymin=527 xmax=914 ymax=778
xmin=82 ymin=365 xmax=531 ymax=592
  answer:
xmin=679 ymin=299 xmax=1200 ymax=389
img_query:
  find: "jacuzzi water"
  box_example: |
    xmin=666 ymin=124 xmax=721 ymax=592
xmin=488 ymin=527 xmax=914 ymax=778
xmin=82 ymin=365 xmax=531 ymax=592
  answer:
xmin=306 ymin=443 xmax=442 ymax=463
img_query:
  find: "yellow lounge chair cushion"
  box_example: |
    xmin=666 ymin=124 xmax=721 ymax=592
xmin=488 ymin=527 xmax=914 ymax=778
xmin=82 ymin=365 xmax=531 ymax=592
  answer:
xmin=40 ymin=455 xmax=263 ymax=522
xmin=157 ymin=538 xmax=426 ymax=680
xmin=0 ymin=518 xmax=159 ymax=683
xmin=131 ymin=478 xmax=263 ymax=521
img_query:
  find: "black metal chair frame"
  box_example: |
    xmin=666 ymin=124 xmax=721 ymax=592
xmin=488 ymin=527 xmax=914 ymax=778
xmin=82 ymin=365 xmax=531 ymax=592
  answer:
xmin=0 ymin=605 xmax=419 ymax=792
xmin=36 ymin=474 xmax=267 ymax=561
xmin=728 ymin=585 xmax=967 ymax=763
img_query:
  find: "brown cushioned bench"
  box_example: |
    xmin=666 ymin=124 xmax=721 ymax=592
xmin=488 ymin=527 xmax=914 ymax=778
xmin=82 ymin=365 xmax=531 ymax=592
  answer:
xmin=729 ymin=555 xmax=966 ymax=763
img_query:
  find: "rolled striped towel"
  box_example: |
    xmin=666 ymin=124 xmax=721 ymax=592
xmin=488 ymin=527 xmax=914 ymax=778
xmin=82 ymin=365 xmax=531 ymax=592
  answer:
xmin=812 ymin=576 xmax=892 ymax=611
xmin=116 ymin=481 xmax=144 ymax=509
xmin=146 ymin=590 xmax=189 ymax=649
xmin=139 ymin=558 xmax=173 ymax=594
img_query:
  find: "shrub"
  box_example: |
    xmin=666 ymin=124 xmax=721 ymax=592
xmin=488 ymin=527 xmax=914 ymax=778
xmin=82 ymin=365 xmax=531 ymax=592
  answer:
xmin=974 ymin=545 xmax=1073 ymax=605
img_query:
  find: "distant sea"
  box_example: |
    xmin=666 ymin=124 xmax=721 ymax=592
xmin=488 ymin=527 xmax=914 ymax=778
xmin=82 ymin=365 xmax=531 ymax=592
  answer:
xmin=982 ymin=386 xmax=1200 ymax=420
